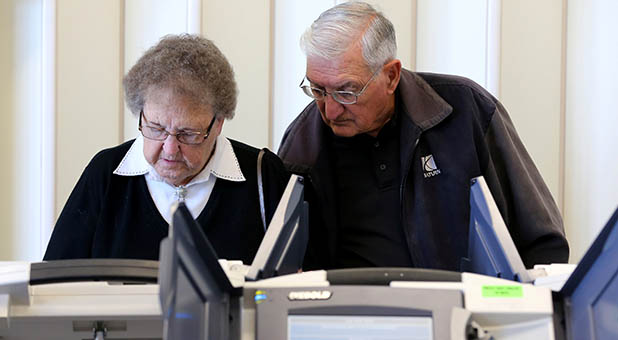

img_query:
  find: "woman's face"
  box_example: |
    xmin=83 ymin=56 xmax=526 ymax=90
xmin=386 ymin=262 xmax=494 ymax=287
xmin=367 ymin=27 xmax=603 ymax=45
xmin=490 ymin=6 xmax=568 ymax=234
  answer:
xmin=141 ymin=88 xmax=223 ymax=187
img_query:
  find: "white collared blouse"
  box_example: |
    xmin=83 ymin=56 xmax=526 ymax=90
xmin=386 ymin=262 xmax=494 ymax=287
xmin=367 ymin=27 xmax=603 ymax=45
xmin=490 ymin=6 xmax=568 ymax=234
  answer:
xmin=113 ymin=135 xmax=245 ymax=223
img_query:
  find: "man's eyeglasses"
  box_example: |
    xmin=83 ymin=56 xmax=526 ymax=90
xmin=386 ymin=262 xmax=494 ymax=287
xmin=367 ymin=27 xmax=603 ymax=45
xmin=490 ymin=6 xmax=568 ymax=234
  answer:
xmin=299 ymin=67 xmax=381 ymax=105
xmin=138 ymin=111 xmax=217 ymax=145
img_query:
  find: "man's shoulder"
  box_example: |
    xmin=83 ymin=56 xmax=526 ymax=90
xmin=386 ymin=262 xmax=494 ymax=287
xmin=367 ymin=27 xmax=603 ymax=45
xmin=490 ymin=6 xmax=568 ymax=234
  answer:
xmin=281 ymin=101 xmax=322 ymax=139
xmin=399 ymin=70 xmax=498 ymax=126
xmin=277 ymin=102 xmax=324 ymax=171
xmin=414 ymin=72 xmax=488 ymax=94
xmin=413 ymin=71 xmax=497 ymax=109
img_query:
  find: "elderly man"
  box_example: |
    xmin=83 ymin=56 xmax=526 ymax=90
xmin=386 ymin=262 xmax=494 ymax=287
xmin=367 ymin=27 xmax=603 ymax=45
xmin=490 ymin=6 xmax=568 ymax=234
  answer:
xmin=45 ymin=34 xmax=289 ymax=262
xmin=278 ymin=2 xmax=569 ymax=270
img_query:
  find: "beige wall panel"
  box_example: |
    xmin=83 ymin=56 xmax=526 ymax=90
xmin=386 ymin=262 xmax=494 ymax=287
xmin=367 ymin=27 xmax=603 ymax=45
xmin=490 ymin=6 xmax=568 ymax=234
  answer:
xmin=56 ymin=0 xmax=123 ymax=218
xmin=202 ymin=0 xmax=271 ymax=149
xmin=0 ymin=1 xmax=19 ymax=260
xmin=500 ymin=0 xmax=564 ymax=207
xmin=0 ymin=1 xmax=16 ymax=260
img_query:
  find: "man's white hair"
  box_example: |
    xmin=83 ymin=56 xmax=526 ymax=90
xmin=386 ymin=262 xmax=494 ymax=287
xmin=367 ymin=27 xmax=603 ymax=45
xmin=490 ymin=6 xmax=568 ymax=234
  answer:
xmin=300 ymin=1 xmax=397 ymax=72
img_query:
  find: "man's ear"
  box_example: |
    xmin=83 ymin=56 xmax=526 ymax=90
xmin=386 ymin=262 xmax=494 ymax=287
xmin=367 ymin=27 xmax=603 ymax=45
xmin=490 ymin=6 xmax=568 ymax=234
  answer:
xmin=384 ymin=59 xmax=402 ymax=94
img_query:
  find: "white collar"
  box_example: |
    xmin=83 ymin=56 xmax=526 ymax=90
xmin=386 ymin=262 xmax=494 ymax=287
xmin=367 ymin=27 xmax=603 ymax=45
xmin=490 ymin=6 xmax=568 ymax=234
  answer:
xmin=113 ymin=135 xmax=245 ymax=184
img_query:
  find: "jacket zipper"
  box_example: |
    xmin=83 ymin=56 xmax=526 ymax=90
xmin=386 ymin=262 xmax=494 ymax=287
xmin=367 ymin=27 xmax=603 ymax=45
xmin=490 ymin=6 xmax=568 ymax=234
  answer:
xmin=400 ymin=137 xmax=420 ymax=265
xmin=400 ymin=137 xmax=420 ymax=202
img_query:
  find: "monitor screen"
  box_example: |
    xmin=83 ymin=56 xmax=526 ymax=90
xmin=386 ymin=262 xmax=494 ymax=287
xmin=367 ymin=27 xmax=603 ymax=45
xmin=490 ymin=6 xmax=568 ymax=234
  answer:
xmin=255 ymin=285 xmax=461 ymax=340
xmin=246 ymin=174 xmax=308 ymax=281
xmin=288 ymin=315 xmax=433 ymax=340
xmin=560 ymin=205 xmax=618 ymax=340
xmin=462 ymin=176 xmax=531 ymax=282
xmin=165 ymin=261 xmax=205 ymax=339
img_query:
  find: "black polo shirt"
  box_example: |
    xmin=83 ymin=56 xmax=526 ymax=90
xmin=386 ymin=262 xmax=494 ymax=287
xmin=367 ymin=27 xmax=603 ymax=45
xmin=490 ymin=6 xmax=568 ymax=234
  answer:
xmin=331 ymin=107 xmax=413 ymax=268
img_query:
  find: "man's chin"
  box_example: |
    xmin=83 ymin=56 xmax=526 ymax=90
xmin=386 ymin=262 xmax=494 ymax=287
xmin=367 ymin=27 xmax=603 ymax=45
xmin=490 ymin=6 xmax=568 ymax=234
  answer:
xmin=329 ymin=125 xmax=359 ymax=138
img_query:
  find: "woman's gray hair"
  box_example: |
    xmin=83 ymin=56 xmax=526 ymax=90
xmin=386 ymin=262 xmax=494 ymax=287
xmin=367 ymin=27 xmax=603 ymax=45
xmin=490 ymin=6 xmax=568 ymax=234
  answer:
xmin=300 ymin=1 xmax=397 ymax=72
xmin=124 ymin=34 xmax=237 ymax=119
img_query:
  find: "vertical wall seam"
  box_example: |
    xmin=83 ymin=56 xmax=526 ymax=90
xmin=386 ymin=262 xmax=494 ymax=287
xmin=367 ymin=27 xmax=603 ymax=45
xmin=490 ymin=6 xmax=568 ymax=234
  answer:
xmin=198 ymin=0 xmax=203 ymax=34
xmin=119 ymin=0 xmax=125 ymax=143
xmin=497 ymin=0 xmax=503 ymax=99
xmin=410 ymin=0 xmax=417 ymax=71
xmin=484 ymin=0 xmax=489 ymax=90
xmin=41 ymin=0 xmax=57 ymax=257
xmin=188 ymin=0 xmax=202 ymax=34
xmin=559 ymin=0 xmax=568 ymax=215
xmin=40 ymin=0 xmax=46 ymax=258
xmin=485 ymin=0 xmax=501 ymax=97
xmin=268 ymin=0 xmax=275 ymax=149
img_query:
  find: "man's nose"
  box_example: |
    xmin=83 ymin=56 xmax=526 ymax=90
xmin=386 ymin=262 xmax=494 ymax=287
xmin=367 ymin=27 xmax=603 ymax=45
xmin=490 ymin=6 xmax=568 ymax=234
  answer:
xmin=323 ymin=94 xmax=344 ymax=120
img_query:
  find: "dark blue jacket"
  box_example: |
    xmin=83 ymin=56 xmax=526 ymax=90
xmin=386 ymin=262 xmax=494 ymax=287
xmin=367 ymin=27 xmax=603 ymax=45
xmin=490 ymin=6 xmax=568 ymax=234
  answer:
xmin=278 ymin=70 xmax=569 ymax=271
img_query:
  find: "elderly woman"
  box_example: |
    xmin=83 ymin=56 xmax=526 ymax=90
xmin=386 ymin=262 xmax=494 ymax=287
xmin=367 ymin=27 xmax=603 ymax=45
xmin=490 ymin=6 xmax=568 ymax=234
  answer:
xmin=44 ymin=34 xmax=289 ymax=263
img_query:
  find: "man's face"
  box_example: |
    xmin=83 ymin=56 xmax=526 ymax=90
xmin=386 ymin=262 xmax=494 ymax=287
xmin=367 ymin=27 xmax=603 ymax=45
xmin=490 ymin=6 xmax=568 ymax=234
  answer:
xmin=141 ymin=87 xmax=223 ymax=187
xmin=305 ymin=45 xmax=400 ymax=137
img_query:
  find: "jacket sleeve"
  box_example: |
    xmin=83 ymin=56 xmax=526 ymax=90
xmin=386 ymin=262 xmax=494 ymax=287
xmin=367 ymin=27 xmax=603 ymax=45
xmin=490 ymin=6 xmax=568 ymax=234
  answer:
xmin=483 ymin=100 xmax=569 ymax=267
xmin=43 ymin=156 xmax=107 ymax=260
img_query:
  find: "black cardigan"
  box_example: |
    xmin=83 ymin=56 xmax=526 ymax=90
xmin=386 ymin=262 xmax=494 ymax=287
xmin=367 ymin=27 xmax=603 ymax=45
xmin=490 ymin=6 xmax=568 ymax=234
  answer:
xmin=44 ymin=138 xmax=290 ymax=264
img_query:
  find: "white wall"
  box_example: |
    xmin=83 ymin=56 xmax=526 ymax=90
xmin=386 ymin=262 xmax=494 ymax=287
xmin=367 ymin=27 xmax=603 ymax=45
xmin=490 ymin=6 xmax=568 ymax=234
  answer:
xmin=369 ymin=0 xmax=416 ymax=70
xmin=272 ymin=0 xmax=333 ymax=150
xmin=55 ymin=0 xmax=123 ymax=221
xmin=415 ymin=0 xmax=564 ymax=214
xmin=416 ymin=0 xmax=492 ymax=91
xmin=500 ymin=0 xmax=565 ymax=207
xmin=0 ymin=0 xmax=44 ymax=260
xmin=2 ymin=0 xmax=617 ymax=262
xmin=564 ymin=0 xmax=618 ymax=262
xmin=123 ymin=0 xmax=193 ymax=141
xmin=202 ymin=0 xmax=272 ymax=149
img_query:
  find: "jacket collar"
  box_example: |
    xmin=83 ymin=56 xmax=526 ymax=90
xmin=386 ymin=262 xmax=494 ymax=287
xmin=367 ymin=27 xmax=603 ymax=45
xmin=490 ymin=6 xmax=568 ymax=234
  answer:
xmin=398 ymin=70 xmax=453 ymax=130
xmin=113 ymin=135 xmax=245 ymax=184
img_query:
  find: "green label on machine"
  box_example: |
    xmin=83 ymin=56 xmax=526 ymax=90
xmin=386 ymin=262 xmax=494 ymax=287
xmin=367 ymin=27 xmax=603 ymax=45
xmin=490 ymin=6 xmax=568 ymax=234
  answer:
xmin=482 ymin=285 xmax=523 ymax=298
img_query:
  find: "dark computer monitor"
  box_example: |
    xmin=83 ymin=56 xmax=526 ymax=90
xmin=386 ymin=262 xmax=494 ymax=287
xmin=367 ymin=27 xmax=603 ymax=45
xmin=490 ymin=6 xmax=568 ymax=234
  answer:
xmin=158 ymin=202 xmax=241 ymax=340
xmin=158 ymin=175 xmax=309 ymax=339
xmin=245 ymin=174 xmax=309 ymax=281
xmin=559 ymin=205 xmax=618 ymax=340
xmin=461 ymin=176 xmax=532 ymax=282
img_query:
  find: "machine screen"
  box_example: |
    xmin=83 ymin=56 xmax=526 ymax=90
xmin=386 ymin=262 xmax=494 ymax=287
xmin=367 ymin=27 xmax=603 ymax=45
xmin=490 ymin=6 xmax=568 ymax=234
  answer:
xmin=288 ymin=315 xmax=433 ymax=340
xmin=165 ymin=263 xmax=205 ymax=339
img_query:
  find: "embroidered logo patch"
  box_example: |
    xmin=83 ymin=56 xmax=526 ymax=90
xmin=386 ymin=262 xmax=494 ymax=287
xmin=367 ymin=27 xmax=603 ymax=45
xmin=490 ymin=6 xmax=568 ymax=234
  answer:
xmin=421 ymin=154 xmax=441 ymax=178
